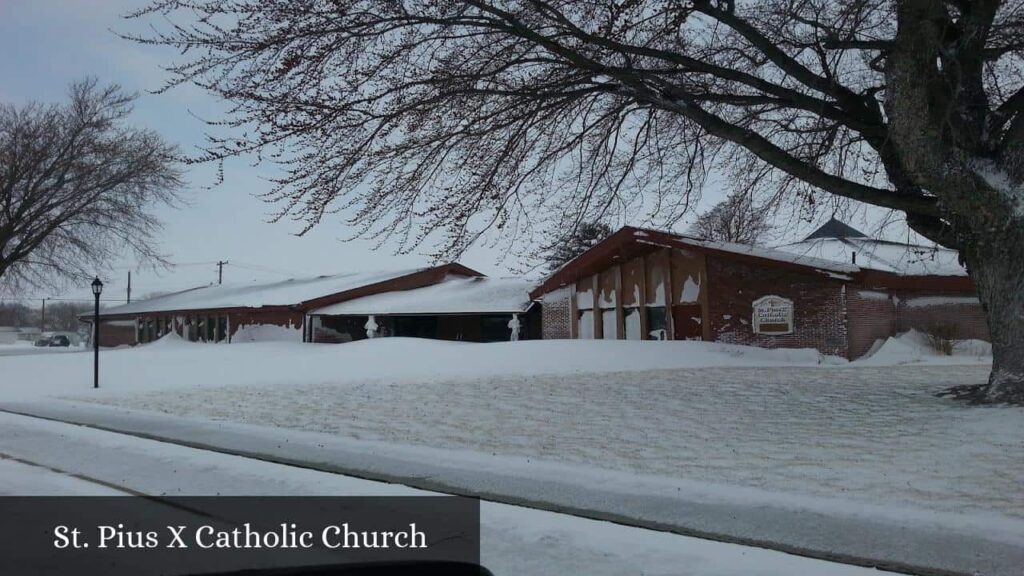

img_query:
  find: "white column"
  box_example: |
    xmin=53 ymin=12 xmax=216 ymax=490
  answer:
xmin=365 ymin=315 xmax=379 ymax=339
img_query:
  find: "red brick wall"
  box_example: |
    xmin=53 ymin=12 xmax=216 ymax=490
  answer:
xmin=541 ymin=286 xmax=572 ymax=339
xmin=844 ymin=290 xmax=989 ymax=358
xmin=705 ymin=257 xmax=849 ymax=357
xmin=846 ymin=289 xmax=897 ymax=359
xmin=897 ymin=294 xmax=989 ymax=341
xmin=97 ymin=320 xmax=136 ymax=347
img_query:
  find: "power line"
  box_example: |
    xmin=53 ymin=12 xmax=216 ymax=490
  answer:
xmin=229 ymin=261 xmax=307 ymax=277
xmin=0 ymin=297 xmax=127 ymax=302
xmin=171 ymin=261 xmax=221 ymax=267
xmin=107 ymin=261 xmax=219 ymax=270
xmin=228 ymin=264 xmax=293 ymax=277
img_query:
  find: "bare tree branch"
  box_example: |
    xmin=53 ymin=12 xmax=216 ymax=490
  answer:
xmin=0 ymin=79 xmax=182 ymax=292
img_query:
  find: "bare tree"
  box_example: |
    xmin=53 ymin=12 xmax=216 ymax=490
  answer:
xmin=0 ymin=79 xmax=181 ymax=292
xmin=128 ymin=1 xmax=1024 ymax=403
xmin=45 ymin=301 xmax=94 ymax=332
xmin=691 ymin=192 xmax=772 ymax=244
xmin=544 ymin=221 xmax=613 ymax=272
xmin=0 ymin=302 xmax=35 ymax=327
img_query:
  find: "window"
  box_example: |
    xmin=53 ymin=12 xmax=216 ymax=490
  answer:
xmin=393 ymin=316 xmax=437 ymax=339
xmin=316 ymin=315 xmax=368 ymax=343
xmin=216 ymin=316 xmax=228 ymax=342
xmin=623 ymin=308 xmax=642 ymax=340
xmin=601 ymin=309 xmax=616 ymax=339
xmin=646 ymin=307 xmax=667 ymax=340
xmin=577 ymin=310 xmax=594 ymax=339
xmin=182 ymin=317 xmax=193 ymax=341
xmin=480 ymin=315 xmax=511 ymax=342
xmin=205 ymin=316 xmax=217 ymax=342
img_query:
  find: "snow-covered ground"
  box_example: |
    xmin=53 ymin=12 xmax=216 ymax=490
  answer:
xmin=854 ymin=328 xmax=991 ymax=366
xmin=0 ymin=330 xmax=990 ymax=397
xmin=0 ymin=335 xmax=1015 ymax=575
xmin=0 ymin=337 xmax=1006 ymax=521
xmin=0 ymin=412 xmax=895 ymax=576
xmin=75 ymin=362 xmax=1017 ymax=521
xmin=0 ymin=339 xmax=85 ymax=356
xmin=0 ymin=336 xmax=842 ymax=400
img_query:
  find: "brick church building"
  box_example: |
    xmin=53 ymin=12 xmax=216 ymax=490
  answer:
xmin=88 ymin=220 xmax=986 ymax=361
xmin=88 ymin=264 xmax=539 ymax=347
xmin=531 ymin=220 xmax=986 ymax=360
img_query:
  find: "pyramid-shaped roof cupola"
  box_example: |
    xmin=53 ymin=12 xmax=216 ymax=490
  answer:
xmin=803 ymin=218 xmax=869 ymax=241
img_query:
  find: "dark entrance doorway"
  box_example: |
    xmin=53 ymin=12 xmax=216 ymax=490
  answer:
xmin=672 ymin=304 xmax=704 ymax=340
xmin=393 ymin=316 xmax=438 ymax=339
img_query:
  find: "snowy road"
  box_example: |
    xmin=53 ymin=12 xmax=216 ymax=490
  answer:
xmin=0 ymin=411 xmax=891 ymax=576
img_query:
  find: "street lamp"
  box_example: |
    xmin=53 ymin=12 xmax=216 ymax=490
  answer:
xmin=91 ymin=276 xmax=103 ymax=389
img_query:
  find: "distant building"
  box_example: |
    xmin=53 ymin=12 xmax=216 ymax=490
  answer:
xmin=531 ymin=222 xmax=984 ymax=359
xmin=85 ymin=263 xmax=539 ymax=347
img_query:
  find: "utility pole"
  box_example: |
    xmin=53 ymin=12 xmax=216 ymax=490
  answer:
xmin=127 ymin=270 xmax=132 ymax=303
xmin=40 ymin=298 xmax=47 ymax=333
xmin=216 ymin=260 xmax=229 ymax=285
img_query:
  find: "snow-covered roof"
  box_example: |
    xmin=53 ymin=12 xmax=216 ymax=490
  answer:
xmin=532 ymin=226 xmax=863 ymax=298
xmin=533 ymin=224 xmax=971 ymax=299
xmin=778 ymin=237 xmax=967 ymax=277
xmin=311 ymin=276 xmax=535 ymax=316
xmin=98 ymin=268 xmax=427 ymax=316
xmin=646 ymin=234 xmax=861 ymax=275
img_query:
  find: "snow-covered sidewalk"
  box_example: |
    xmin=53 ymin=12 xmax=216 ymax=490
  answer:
xmin=4 ymin=397 xmax=1021 ymax=576
xmin=0 ymin=411 xmax=896 ymax=576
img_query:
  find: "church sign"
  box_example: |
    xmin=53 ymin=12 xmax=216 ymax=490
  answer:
xmin=752 ymin=295 xmax=794 ymax=335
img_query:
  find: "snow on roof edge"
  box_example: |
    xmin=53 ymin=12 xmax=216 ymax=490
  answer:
xmin=95 ymin=267 xmax=432 ymax=317
xmin=310 ymin=276 xmax=536 ymax=316
xmin=633 ymin=231 xmax=861 ymax=275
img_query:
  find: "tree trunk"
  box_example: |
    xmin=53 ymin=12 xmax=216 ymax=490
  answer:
xmin=883 ymin=2 xmax=1024 ymax=404
xmin=959 ymin=220 xmax=1024 ymax=404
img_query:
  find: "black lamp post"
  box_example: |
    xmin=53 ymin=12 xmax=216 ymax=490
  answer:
xmin=91 ymin=276 xmax=103 ymax=389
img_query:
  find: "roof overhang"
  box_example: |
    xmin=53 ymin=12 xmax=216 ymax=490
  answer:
xmin=310 ymin=300 xmax=537 ymax=317
xmin=530 ymin=226 xmax=857 ymax=299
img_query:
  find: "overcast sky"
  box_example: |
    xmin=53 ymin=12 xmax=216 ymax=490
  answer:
xmin=1 ymin=0 xmax=909 ymax=306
